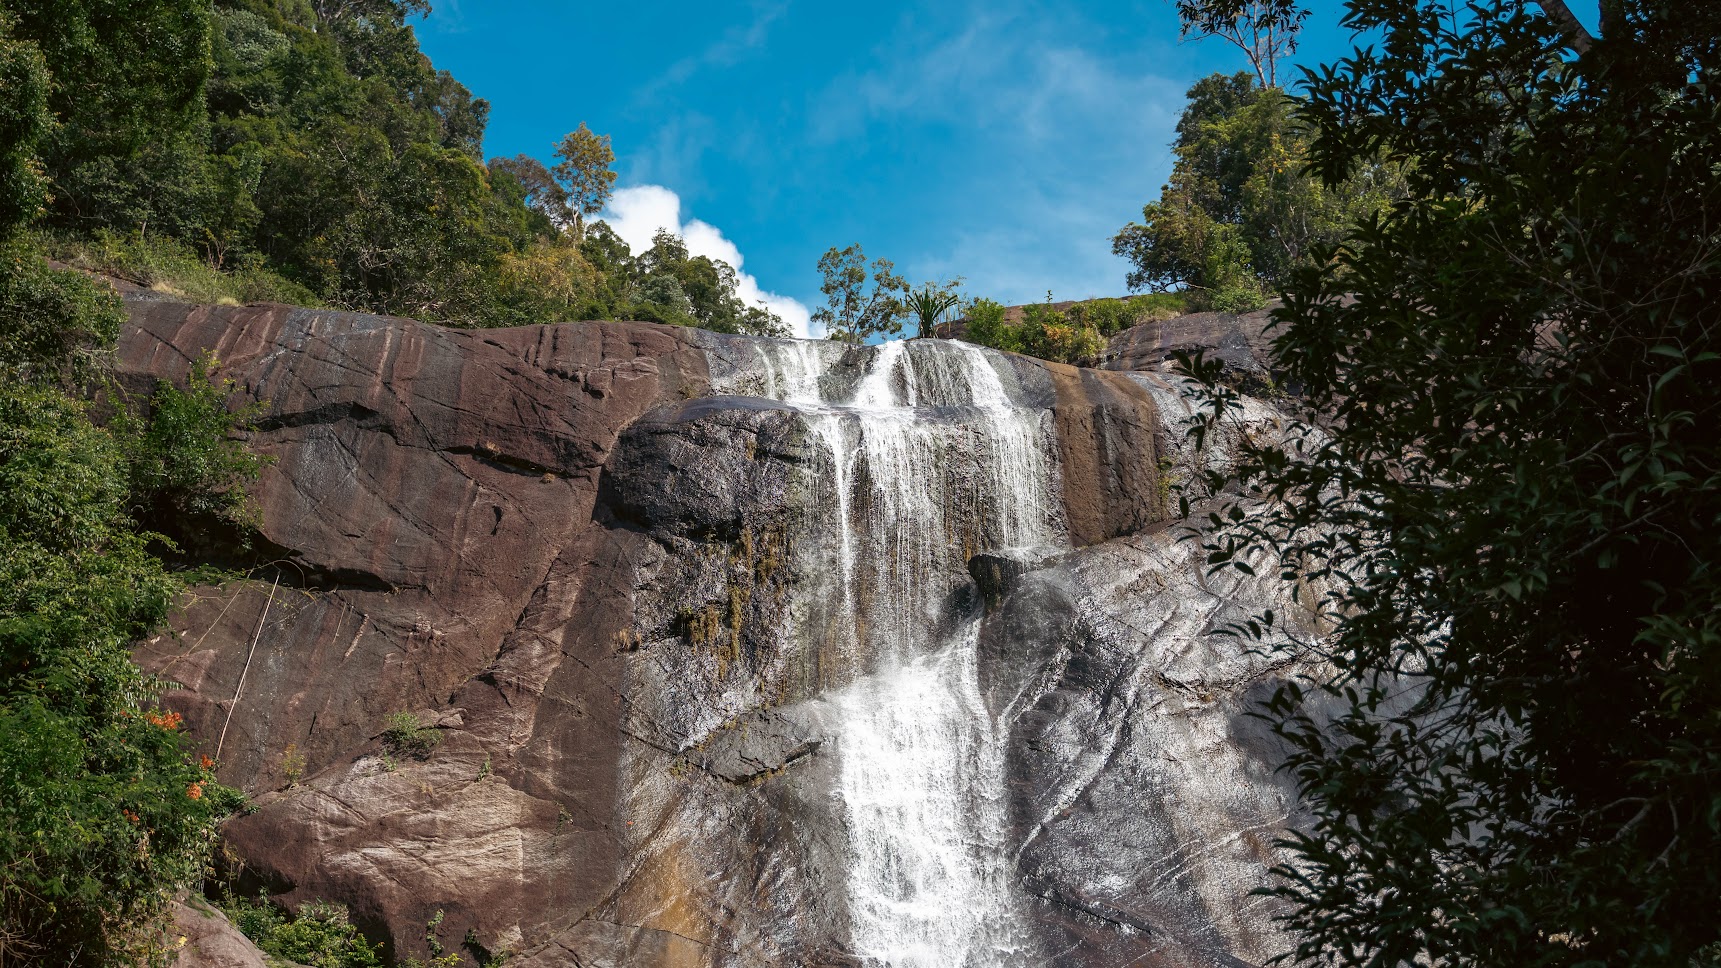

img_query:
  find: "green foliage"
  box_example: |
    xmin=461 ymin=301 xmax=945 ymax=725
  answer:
xmin=632 ymin=230 xmax=786 ymax=336
xmin=383 ymin=711 xmax=441 ymax=760
xmin=0 ymin=18 xmax=50 ymax=234
xmin=958 ymin=293 xmax=1188 ymax=363
xmin=0 ymin=380 xmax=241 ymax=965
xmin=1015 ymin=296 xmax=1106 ymax=363
xmin=220 ymin=893 xmax=382 ymax=968
xmin=121 ymin=351 xmax=272 ymax=545
xmin=903 ymin=281 xmax=963 ymax=339
xmin=0 ymin=0 xmax=778 ymax=336
xmin=811 ymin=243 xmax=906 ymax=342
xmin=1179 ymin=1 xmax=1721 ymax=964
xmin=0 ymin=240 xmax=126 ymax=386
xmin=1113 ymin=70 xmax=1403 ymax=311
xmin=553 ymin=123 xmax=618 ymax=238
xmin=960 ymin=297 xmax=1010 ymax=349
xmin=4 ymin=0 xmax=214 ymax=235
xmin=42 ymin=230 xmax=320 ymax=307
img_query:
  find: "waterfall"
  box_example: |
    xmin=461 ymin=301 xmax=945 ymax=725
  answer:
xmin=736 ymin=337 xmax=1065 ymax=967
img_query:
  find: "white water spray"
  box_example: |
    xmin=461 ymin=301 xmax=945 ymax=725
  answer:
xmin=737 ymin=337 xmax=1066 ymax=967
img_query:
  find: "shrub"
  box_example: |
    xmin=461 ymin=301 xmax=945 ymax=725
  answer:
xmin=383 ymin=711 xmax=441 ymax=760
xmin=120 ymin=350 xmax=271 ymax=543
xmin=220 ymin=893 xmax=382 ymax=968
xmin=0 ymin=240 xmax=125 ymax=386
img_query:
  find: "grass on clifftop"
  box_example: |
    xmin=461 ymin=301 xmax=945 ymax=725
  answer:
xmin=39 ymin=230 xmax=321 ymax=308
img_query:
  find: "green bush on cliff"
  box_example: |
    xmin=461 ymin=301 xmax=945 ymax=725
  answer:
xmin=956 ymin=292 xmax=1188 ymax=364
xmin=221 ymin=893 xmax=383 ymax=968
xmin=0 ymin=381 xmax=246 ymax=964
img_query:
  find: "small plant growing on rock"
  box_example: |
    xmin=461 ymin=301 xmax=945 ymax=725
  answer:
xmin=395 ymin=910 xmax=461 ymax=968
xmin=382 ymin=711 xmax=441 ymax=760
xmin=280 ymin=742 xmax=305 ymax=786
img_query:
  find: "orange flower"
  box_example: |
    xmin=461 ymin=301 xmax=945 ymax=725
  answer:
xmin=146 ymin=711 xmax=183 ymax=730
xmin=123 ymin=809 xmax=141 ymax=825
xmin=186 ymin=783 xmax=203 ymax=800
xmin=200 ymin=755 xmax=214 ymax=770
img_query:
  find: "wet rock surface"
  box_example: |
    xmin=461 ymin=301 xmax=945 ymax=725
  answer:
xmin=121 ymin=298 xmax=1316 ymax=967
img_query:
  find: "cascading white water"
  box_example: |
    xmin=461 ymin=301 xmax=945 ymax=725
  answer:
xmin=736 ymin=337 xmax=1066 ymax=967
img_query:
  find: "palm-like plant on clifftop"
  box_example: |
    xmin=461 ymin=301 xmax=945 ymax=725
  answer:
xmin=904 ymin=282 xmax=962 ymax=339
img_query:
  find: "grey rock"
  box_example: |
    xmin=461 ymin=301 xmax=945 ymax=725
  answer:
xmin=692 ymin=709 xmax=824 ymax=784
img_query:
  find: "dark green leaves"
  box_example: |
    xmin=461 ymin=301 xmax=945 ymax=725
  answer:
xmin=1180 ymin=1 xmax=1721 ymax=963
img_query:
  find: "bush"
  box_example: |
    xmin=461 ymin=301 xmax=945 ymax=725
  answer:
xmin=0 ymin=241 xmax=125 ymax=385
xmin=120 ymin=351 xmax=270 ymax=543
xmin=219 ymin=893 xmax=382 ymax=968
xmin=383 ymin=711 xmax=441 ymax=760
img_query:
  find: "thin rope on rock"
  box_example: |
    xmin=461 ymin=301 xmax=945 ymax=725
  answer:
xmin=215 ymin=572 xmax=279 ymax=762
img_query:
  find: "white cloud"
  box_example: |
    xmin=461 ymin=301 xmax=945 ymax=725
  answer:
xmin=597 ymin=185 xmax=818 ymax=339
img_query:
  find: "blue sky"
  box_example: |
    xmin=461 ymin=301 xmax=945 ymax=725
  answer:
xmin=416 ymin=1 xmax=1601 ymax=337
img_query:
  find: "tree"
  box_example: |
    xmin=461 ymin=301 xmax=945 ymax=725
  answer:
xmin=1179 ymin=1 xmax=1721 ymax=964
xmin=1113 ymin=71 xmax=1403 ymax=311
xmin=634 ymin=229 xmax=786 ymax=336
xmin=0 ymin=16 xmax=49 ymax=233
xmin=552 ymin=123 xmax=617 ymax=240
xmin=4 ymin=0 xmax=214 ymax=235
xmin=489 ymin=153 xmax=573 ymax=228
xmin=811 ymin=243 xmax=906 ymax=342
xmin=903 ymin=280 xmax=962 ymax=339
xmin=1174 ymin=0 xmax=1308 ymax=89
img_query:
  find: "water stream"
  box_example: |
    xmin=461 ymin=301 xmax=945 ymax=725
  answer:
xmin=743 ymin=337 xmax=1067 ymax=967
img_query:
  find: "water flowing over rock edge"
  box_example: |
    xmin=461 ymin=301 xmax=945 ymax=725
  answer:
xmin=121 ymin=301 xmax=1322 ymax=968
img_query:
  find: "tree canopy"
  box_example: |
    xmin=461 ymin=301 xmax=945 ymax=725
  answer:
xmin=1113 ymin=70 xmax=1404 ymax=312
xmin=1180 ymin=1 xmax=1721 ymax=963
xmin=0 ymin=0 xmax=780 ymax=335
xmin=811 ymin=243 xmax=908 ymax=343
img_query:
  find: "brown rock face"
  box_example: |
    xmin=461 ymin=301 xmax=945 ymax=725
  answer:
xmin=123 ymin=301 xmax=711 ymax=961
xmin=124 ymin=300 xmax=1308 ymax=968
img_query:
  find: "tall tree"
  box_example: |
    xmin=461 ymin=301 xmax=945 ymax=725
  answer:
xmin=1174 ymin=0 xmax=1308 ymax=88
xmin=811 ymin=243 xmax=907 ymax=343
xmin=552 ymin=123 xmax=617 ymax=240
xmin=489 ymin=153 xmax=573 ymax=227
xmin=1181 ymin=1 xmax=1721 ymax=964
xmin=1112 ymin=71 xmax=1402 ymax=311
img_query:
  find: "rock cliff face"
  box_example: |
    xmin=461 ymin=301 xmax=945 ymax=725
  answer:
xmin=1094 ymin=308 xmax=1281 ymax=395
xmin=122 ymin=299 xmax=1313 ymax=968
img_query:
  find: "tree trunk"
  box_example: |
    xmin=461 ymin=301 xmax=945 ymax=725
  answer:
xmin=1535 ymin=0 xmax=1596 ymax=53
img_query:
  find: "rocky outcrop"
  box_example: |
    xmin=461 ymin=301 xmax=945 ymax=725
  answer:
xmin=170 ymin=899 xmax=273 ymax=968
xmin=1094 ymin=308 xmax=1282 ymax=395
xmin=121 ymin=298 xmax=1314 ymax=968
